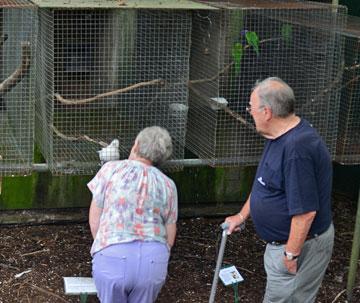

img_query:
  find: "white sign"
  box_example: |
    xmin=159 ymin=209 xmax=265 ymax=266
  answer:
xmin=219 ymin=266 xmax=244 ymax=286
xmin=63 ymin=277 xmax=97 ymax=295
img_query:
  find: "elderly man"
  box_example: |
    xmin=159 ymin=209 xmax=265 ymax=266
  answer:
xmin=225 ymin=77 xmax=334 ymax=303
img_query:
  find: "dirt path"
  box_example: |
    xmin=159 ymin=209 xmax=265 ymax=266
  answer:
xmin=0 ymin=193 xmax=359 ymax=302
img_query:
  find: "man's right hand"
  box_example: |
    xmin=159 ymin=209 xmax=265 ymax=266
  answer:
xmin=224 ymin=213 xmax=245 ymax=234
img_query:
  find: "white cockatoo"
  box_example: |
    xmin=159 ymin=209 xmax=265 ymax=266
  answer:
xmin=98 ymin=139 xmax=120 ymax=164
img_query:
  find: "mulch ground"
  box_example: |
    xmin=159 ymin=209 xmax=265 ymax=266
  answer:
xmin=0 ymin=192 xmax=359 ymax=303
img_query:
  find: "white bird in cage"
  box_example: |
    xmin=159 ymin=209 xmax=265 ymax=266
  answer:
xmin=98 ymin=139 xmax=120 ymax=164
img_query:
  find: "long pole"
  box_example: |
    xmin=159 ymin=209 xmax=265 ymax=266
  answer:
xmin=30 ymin=157 xmax=255 ymax=172
xmin=209 ymin=224 xmax=229 ymax=303
xmin=346 ymin=187 xmax=360 ymax=301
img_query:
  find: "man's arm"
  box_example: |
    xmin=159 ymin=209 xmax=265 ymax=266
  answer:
xmin=284 ymin=211 xmax=316 ymax=273
xmin=225 ymin=194 xmax=251 ymax=234
xmin=165 ymin=223 xmax=176 ymax=249
xmin=89 ymin=200 xmax=103 ymax=239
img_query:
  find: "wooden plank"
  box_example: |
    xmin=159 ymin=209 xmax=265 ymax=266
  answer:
xmin=0 ymin=205 xmax=242 ymax=224
xmin=0 ymin=208 xmax=89 ymax=225
xmin=31 ymin=0 xmax=217 ymax=9
xmin=196 ymin=0 xmax=337 ymax=10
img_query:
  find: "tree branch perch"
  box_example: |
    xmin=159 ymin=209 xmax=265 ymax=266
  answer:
xmin=0 ymin=42 xmax=31 ymax=97
xmin=54 ymin=79 xmax=165 ymax=105
xmin=51 ymin=124 xmax=108 ymax=147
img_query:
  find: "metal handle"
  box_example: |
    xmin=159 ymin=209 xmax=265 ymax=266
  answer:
xmin=221 ymin=222 xmax=229 ymax=230
xmin=209 ymin=223 xmax=229 ymax=303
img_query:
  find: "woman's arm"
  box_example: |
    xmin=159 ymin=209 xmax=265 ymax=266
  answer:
xmin=89 ymin=200 xmax=103 ymax=239
xmin=165 ymin=223 xmax=177 ymax=249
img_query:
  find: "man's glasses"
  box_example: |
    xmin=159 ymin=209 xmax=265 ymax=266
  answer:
xmin=246 ymin=105 xmax=265 ymax=113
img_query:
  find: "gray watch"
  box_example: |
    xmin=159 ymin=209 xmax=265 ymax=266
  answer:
xmin=284 ymin=251 xmax=299 ymax=261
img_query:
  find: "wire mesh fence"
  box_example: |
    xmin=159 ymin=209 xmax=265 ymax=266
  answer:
xmin=35 ymin=7 xmax=192 ymax=175
xmin=0 ymin=1 xmax=355 ymax=175
xmin=0 ymin=0 xmax=36 ymax=176
xmin=186 ymin=1 xmax=347 ymax=166
xmin=335 ymin=15 xmax=360 ymax=165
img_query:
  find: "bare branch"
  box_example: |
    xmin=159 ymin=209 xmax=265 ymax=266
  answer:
xmin=344 ymin=63 xmax=360 ymax=71
xmin=0 ymin=262 xmax=19 ymax=271
xmin=223 ymin=106 xmax=254 ymax=129
xmin=24 ymin=282 xmax=68 ymax=303
xmin=330 ymin=289 xmax=346 ymax=303
xmin=0 ymin=42 xmax=31 ymax=96
xmin=51 ymin=124 xmax=108 ymax=147
xmin=309 ymin=70 xmax=359 ymax=107
xmin=189 ymin=83 xmax=256 ymax=132
xmin=21 ymin=249 xmax=50 ymax=258
xmin=331 ymin=287 xmax=360 ymax=303
xmin=54 ymin=79 xmax=165 ymax=105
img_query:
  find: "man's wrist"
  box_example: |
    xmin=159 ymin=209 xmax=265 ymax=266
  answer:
xmin=237 ymin=213 xmax=246 ymax=231
xmin=237 ymin=212 xmax=245 ymax=223
xmin=284 ymin=251 xmax=299 ymax=261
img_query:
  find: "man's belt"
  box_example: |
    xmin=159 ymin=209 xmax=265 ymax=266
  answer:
xmin=267 ymin=229 xmax=326 ymax=246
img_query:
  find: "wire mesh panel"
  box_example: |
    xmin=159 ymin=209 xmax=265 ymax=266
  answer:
xmin=335 ymin=15 xmax=360 ymax=165
xmin=187 ymin=1 xmax=346 ymax=166
xmin=0 ymin=0 xmax=36 ymax=176
xmin=35 ymin=7 xmax=191 ymax=175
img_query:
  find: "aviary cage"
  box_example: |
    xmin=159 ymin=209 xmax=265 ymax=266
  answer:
xmin=186 ymin=0 xmax=346 ymax=166
xmin=335 ymin=15 xmax=360 ymax=165
xmin=0 ymin=0 xmax=36 ymax=176
xmin=33 ymin=0 xmax=202 ymax=175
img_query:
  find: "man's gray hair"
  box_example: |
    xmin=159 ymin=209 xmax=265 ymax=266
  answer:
xmin=136 ymin=126 xmax=173 ymax=166
xmin=253 ymin=77 xmax=295 ymax=118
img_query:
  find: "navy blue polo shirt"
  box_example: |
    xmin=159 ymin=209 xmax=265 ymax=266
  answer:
xmin=250 ymin=119 xmax=332 ymax=242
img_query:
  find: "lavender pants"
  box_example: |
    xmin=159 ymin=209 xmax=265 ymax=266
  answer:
xmin=92 ymin=241 xmax=169 ymax=303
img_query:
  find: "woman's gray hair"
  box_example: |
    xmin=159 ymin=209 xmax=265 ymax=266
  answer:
xmin=253 ymin=77 xmax=295 ymax=118
xmin=135 ymin=126 xmax=173 ymax=166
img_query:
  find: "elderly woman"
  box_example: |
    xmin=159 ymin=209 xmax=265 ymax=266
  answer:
xmin=88 ymin=126 xmax=178 ymax=303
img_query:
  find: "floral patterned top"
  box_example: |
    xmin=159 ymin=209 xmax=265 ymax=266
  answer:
xmin=88 ymin=160 xmax=178 ymax=256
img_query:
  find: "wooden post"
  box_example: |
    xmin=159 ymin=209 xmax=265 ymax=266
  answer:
xmin=346 ymin=187 xmax=360 ymax=301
